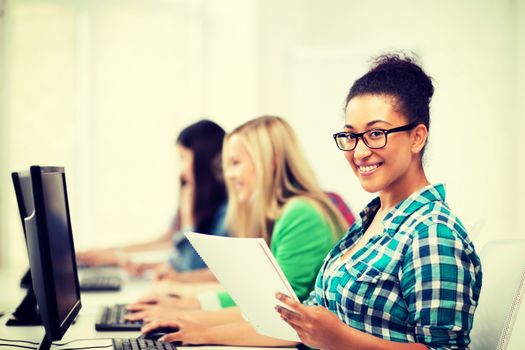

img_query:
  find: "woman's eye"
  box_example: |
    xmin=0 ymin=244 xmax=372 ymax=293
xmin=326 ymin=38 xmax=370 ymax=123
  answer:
xmin=369 ymin=130 xmax=384 ymax=138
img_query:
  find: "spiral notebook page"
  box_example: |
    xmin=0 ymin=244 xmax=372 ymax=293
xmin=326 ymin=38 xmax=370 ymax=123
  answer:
xmin=185 ymin=232 xmax=300 ymax=342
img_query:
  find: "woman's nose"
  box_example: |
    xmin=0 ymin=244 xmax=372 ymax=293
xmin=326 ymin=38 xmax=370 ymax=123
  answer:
xmin=353 ymin=138 xmax=372 ymax=159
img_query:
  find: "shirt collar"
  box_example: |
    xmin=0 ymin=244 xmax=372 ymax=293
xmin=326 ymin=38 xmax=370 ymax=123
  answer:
xmin=334 ymin=183 xmax=447 ymax=254
xmin=358 ymin=183 xmax=446 ymax=233
xmin=382 ymin=183 xmax=446 ymax=235
xmin=358 ymin=197 xmax=381 ymax=231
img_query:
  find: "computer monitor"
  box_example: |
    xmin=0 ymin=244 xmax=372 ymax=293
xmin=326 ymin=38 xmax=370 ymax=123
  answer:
xmin=12 ymin=171 xmax=122 ymax=301
xmin=8 ymin=171 xmax=41 ymax=326
xmin=23 ymin=166 xmax=82 ymax=350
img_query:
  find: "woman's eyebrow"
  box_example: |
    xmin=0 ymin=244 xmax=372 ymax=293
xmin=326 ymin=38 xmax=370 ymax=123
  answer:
xmin=344 ymin=119 xmax=394 ymax=130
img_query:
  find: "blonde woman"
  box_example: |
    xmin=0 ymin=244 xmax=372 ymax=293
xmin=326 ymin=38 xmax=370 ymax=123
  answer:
xmin=132 ymin=116 xmax=348 ymax=344
xmin=213 ymin=115 xmax=348 ymax=306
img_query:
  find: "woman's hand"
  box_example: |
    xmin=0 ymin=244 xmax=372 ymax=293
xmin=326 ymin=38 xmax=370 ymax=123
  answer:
xmin=126 ymin=304 xmax=196 ymax=323
xmin=152 ymin=264 xmax=216 ymax=283
xmin=152 ymin=264 xmax=182 ymax=281
xmin=275 ymin=292 xmax=347 ymax=350
xmin=142 ymin=318 xmax=212 ymax=345
xmin=126 ymin=304 xmax=176 ymax=323
xmin=125 ymin=295 xmax=201 ymax=321
xmin=76 ymin=248 xmax=125 ymax=267
xmin=121 ymin=261 xmax=161 ymax=277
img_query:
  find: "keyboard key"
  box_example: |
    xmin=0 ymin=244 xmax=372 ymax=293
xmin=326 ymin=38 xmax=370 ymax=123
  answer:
xmin=95 ymin=304 xmax=143 ymax=331
xmin=80 ymin=275 xmax=122 ymax=292
xmin=112 ymin=338 xmax=178 ymax=350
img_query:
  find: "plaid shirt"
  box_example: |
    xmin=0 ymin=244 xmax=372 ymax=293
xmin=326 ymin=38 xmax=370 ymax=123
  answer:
xmin=305 ymin=184 xmax=482 ymax=350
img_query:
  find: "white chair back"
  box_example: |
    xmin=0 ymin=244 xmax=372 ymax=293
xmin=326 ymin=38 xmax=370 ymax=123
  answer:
xmin=470 ymin=239 xmax=525 ymax=350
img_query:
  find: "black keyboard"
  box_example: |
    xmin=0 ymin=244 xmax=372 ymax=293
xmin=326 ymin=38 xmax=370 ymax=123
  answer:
xmin=80 ymin=275 xmax=122 ymax=292
xmin=95 ymin=304 xmax=143 ymax=331
xmin=112 ymin=338 xmax=178 ymax=350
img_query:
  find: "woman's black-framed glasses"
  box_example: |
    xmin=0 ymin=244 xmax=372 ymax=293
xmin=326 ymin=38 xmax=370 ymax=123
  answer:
xmin=332 ymin=123 xmax=418 ymax=151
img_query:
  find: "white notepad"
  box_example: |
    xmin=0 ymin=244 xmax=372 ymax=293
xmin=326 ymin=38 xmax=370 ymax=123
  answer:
xmin=185 ymin=232 xmax=300 ymax=342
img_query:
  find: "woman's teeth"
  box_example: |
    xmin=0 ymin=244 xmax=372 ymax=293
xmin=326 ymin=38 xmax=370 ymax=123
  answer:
xmin=358 ymin=163 xmax=381 ymax=173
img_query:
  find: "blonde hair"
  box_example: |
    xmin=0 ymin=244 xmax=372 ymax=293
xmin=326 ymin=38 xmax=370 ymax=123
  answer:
xmin=223 ymin=116 xmax=348 ymax=243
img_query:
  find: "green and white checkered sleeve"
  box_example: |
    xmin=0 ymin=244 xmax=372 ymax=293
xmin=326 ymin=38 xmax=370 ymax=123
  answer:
xmin=400 ymin=223 xmax=480 ymax=350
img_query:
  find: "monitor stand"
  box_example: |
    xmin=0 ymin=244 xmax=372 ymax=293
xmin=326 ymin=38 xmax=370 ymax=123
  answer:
xmin=37 ymin=335 xmax=52 ymax=350
xmin=5 ymin=289 xmax=42 ymax=326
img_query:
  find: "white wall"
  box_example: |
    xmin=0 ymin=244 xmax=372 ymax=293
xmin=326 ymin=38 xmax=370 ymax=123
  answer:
xmin=0 ymin=0 xmax=8 ymax=268
xmin=258 ymin=0 xmax=522 ymax=245
xmin=0 ymin=0 xmax=261 ymax=263
xmin=71 ymin=0 xmax=206 ymax=247
xmin=518 ymin=0 xmax=525 ymax=241
xmin=1 ymin=0 xmax=524 ymax=267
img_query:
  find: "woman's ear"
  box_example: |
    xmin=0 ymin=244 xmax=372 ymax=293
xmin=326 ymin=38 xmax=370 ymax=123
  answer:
xmin=411 ymin=124 xmax=428 ymax=154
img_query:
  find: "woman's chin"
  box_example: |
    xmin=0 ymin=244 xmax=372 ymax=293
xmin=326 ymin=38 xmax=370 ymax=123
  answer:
xmin=359 ymin=179 xmax=383 ymax=194
xmin=236 ymin=192 xmax=250 ymax=204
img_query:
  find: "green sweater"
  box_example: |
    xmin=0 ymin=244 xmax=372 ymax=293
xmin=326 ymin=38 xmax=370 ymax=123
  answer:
xmin=217 ymin=198 xmax=337 ymax=307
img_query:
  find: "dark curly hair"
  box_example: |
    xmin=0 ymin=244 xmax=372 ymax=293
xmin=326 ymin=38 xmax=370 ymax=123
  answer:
xmin=345 ymin=52 xmax=434 ymax=154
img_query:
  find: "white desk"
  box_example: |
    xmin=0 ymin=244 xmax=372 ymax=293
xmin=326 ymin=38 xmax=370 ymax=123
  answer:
xmin=0 ymin=267 xmax=294 ymax=350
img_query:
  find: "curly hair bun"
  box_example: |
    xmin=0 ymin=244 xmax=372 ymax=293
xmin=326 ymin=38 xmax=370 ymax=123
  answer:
xmin=346 ymin=51 xmax=434 ymax=130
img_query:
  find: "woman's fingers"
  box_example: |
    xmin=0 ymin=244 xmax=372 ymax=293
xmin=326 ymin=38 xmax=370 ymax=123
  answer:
xmin=141 ymin=319 xmax=180 ymax=334
xmin=159 ymin=330 xmax=183 ymax=343
xmin=125 ymin=310 xmax=147 ymax=321
xmin=275 ymin=293 xmax=303 ymax=310
xmin=126 ymin=303 xmax=149 ymax=311
xmin=276 ymin=305 xmax=304 ymax=329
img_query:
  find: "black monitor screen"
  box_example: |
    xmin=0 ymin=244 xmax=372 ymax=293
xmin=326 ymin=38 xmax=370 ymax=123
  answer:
xmin=41 ymin=172 xmax=79 ymax=324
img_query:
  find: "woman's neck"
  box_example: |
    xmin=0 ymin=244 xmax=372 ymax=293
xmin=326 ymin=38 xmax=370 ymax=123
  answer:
xmin=378 ymin=165 xmax=430 ymax=212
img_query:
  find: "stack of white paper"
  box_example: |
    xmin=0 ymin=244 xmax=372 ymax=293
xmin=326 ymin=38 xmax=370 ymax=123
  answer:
xmin=185 ymin=232 xmax=300 ymax=342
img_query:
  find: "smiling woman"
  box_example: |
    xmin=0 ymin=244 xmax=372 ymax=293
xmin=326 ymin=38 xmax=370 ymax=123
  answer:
xmin=212 ymin=116 xmax=350 ymax=305
xmin=275 ymin=53 xmax=483 ymax=350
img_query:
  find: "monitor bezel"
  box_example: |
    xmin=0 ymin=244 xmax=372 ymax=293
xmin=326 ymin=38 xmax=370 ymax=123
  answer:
xmin=25 ymin=165 xmax=82 ymax=341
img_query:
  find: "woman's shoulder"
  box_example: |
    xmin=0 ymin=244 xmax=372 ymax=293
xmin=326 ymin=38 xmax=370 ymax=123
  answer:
xmin=413 ymin=200 xmax=463 ymax=230
xmin=405 ymin=200 xmax=476 ymax=250
xmin=274 ymin=196 xmax=333 ymax=233
xmin=401 ymin=201 xmax=482 ymax=278
xmin=281 ymin=196 xmax=323 ymax=218
xmin=272 ymin=196 xmax=334 ymax=243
